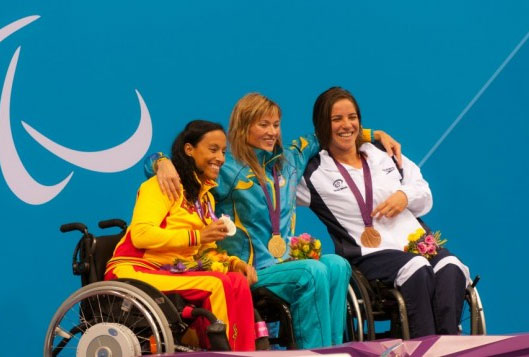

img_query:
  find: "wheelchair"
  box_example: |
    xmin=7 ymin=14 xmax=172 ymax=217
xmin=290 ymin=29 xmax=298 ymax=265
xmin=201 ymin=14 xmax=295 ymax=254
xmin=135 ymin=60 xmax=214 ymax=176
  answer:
xmin=252 ymin=275 xmax=363 ymax=347
xmin=347 ymin=265 xmax=486 ymax=341
xmin=44 ymin=219 xmax=232 ymax=356
xmin=339 ymin=140 xmax=486 ymax=341
xmin=44 ymin=217 xmax=363 ymax=355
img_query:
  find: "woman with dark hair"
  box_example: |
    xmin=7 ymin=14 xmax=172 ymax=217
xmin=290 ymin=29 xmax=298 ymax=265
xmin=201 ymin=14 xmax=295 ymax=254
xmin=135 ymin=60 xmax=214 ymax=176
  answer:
xmin=105 ymin=120 xmax=258 ymax=351
xmin=145 ymin=93 xmax=400 ymax=348
xmin=297 ymin=87 xmax=470 ymax=338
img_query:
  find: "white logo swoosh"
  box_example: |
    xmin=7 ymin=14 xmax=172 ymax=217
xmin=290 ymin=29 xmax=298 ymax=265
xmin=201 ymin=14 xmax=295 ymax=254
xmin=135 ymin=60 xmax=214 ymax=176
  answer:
xmin=22 ymin=89 xmax=152 ymax=173
xmin=0 ymin=16 xmax=153 ymax=205
xmin=0 ymin=15 xmax=40 ymax=43
xmin=0 ymin=47 xmax=73 ymax=205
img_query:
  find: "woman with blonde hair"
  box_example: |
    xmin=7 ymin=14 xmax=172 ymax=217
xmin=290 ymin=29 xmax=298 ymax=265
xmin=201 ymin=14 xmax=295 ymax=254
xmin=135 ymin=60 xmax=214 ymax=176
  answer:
xmin=146 ymin=93 xmax=400 ymax=348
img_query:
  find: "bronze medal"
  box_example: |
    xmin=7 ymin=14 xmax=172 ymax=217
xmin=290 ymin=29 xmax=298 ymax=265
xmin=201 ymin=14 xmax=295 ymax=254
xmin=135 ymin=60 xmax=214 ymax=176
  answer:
xmin=360 ymin=226 xmax=381 ymax=248
xmin=268 ymin=234 xmax=286 ymax=258
xmin=332 ymin=155 xmax=384 ymax=249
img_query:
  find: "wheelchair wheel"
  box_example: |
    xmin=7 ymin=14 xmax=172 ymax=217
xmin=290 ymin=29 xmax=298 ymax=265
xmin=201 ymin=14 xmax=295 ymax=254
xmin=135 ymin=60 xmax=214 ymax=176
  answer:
xmin=459 ymin=285 xmax=486 ymax=335
xmin=345 ymin=284 xmax=364 ymax=341
xmin=473 ymin=286 xmax=486 ymax=334
xmin=385 ymin=288 xmax=410 ymax=340
xmin=349 ymin=271 xmax=376 ymax=340
xmin=349 ymin=269 xmax=411 ymax=340
xmin=44 ymin=281 xmax=175 ymax=356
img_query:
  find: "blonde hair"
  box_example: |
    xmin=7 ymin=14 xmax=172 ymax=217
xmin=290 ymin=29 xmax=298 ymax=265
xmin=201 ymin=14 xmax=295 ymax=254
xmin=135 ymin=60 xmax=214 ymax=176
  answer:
xmin=228 ymin=93 xmax=282 ymax=183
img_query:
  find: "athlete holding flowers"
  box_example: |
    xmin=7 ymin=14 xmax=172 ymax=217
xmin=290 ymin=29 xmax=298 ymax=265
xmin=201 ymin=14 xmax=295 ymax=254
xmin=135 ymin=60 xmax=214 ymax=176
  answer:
xmin=297 ymin=87 xmax=471 ymax=338
xmin=147 ymin=93 xmax=400 ymax=348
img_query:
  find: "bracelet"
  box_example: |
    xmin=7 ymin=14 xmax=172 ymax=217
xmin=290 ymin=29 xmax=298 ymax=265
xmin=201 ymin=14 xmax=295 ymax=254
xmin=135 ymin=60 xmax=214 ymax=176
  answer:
xmin=370 ymin=129 xmax=376 ymax=143
xmin=153 ymin=152 xmax=169 ymax=171
xmin=155 ymin=156 xmax=167 ymax=165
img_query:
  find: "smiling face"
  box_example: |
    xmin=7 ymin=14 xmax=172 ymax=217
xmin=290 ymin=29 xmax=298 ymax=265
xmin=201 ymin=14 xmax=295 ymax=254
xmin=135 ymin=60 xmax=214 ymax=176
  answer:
xmin=185 ymin=129 xmax=227 ymax=181
xmin=247 ymin=114 xmax=281 ymax=152
xmin=328 ymin=98 xmax=360 ymax=156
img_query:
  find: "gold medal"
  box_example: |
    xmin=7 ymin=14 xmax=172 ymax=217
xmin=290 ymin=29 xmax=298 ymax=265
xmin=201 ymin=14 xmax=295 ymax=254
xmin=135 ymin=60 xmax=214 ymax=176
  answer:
xmin=361 ymin=226 xmax=381 ymax=248
xmin=268 ymin=234 xmax=286 ymax=258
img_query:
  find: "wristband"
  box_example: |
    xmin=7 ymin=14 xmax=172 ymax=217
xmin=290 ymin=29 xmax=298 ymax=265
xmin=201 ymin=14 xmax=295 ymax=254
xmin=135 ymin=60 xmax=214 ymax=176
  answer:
xmin=255 ymin=321 xmax=269 ymax=338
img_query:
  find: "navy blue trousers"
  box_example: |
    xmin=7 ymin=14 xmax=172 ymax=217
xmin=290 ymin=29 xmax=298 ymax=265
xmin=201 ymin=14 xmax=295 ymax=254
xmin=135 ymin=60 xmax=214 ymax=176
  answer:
xmin=352 ymin=249 xmax=467 ymax=338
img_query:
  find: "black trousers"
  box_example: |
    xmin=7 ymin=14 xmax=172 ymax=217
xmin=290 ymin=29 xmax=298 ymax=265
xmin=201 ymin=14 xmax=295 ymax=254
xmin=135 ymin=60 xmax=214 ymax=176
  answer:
xmin=352 ymin=249 xmax=467 ymax=338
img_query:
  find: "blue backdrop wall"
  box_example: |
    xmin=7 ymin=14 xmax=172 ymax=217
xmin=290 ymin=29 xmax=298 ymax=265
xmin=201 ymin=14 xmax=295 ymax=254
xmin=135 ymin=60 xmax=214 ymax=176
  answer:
xmin=1 ymin=1 xmax=528 ymax=353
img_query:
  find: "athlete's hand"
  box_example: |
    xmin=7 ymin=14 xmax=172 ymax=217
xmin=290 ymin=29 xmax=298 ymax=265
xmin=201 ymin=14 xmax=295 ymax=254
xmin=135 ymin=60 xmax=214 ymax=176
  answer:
xmin=233 ymin=261 xmax=258 ymax=286
xmin=199 ymin=221 xmax=228 ymax=244
xmin=372 ymin=190 xmax=408 ymax=219
xmin=244 ymin=265 xmax=258 ymax=286
xmin=373 ymin=130 xmax=402 ymax=168
xmin=156 ymin=158 xmax=181 ymax=201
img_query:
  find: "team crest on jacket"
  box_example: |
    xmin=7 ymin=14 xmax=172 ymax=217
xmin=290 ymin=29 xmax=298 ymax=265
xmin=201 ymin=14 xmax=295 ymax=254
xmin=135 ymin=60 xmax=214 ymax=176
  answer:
xmin=332 ymin=178 xmax=347 ymax=192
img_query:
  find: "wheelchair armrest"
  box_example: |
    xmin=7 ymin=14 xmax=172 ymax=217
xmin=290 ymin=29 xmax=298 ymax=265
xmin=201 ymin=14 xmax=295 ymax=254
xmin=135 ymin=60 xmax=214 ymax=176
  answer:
xmin=252 ymin=287 xmax=289 ymax=308
xmin=351 ymin=267 xmax=377 ymax=300
xmin=252 ymin=287 xmax=291 ymax=323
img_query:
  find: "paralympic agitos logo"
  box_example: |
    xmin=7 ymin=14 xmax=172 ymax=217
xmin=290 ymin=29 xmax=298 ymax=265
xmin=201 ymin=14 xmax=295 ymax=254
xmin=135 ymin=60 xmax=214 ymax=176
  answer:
xmin=0 ymin=16 xmax=152 ymax=205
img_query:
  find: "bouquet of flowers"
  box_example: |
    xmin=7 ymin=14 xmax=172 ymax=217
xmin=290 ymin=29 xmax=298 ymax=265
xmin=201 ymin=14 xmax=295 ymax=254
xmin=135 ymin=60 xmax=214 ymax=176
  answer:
xmin=161 ymin=248 xmax=230 ymax=273
xmin=289 ymin=233 xmax=322 ymax=260
xmin=404 ymin=228 xmax=447 ymax=259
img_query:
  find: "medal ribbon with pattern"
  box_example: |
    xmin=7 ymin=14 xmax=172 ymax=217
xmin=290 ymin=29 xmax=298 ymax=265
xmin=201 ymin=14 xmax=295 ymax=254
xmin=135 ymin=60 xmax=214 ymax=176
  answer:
xmin=194 ymin=195 xmax=218 ymax=225
xmin=331 ymin=155 xmax=381 ymax=248
xmin=260 ymin=166 xmax=287 ymax=258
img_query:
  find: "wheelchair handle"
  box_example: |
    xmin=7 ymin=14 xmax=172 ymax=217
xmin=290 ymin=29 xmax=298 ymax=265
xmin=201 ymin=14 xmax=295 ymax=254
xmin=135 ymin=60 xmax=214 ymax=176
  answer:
xmin=98 ymin=218 xmax=127 ymax=230
xmin=191 ymin=307 xmax=218 ymax=324
xmin=471 ymin=275 xmax=480 ymax=288
xmin=60 ymin=222 xmax=88 ymax=235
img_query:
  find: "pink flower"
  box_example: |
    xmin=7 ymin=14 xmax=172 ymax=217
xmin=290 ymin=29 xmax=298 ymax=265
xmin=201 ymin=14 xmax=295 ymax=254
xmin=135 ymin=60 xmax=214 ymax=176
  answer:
xmin=290 ymin=237 xmax=299 ymax=246
xmin=417 ymin=242 xmax=428 ymax=254
xmin=299 ymin=233 xmax=311 ymax=243
xmin=427 ymin=244 xmax=437 ymax=255
xmin=424 ymin=235 xmax=436 ymax=245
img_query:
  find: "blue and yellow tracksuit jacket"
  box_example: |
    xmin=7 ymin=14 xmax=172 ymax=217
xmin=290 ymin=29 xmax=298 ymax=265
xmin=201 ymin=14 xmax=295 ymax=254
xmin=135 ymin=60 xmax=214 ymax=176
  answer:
xmin=213 ymin=134 xmax=320 ymax=270
xmin=144 ymin=130 xmax=372 ymax=270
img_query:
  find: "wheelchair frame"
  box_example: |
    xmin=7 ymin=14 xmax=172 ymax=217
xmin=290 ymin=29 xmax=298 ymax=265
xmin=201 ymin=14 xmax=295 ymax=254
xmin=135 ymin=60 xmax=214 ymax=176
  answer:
xmin=252 ymin=287 xmax=297 ymax=349
xmin=347 ymin=267 xmax=486 ymax=341
xmin=341 ymin=141 xmax=487 ymax=341
xmin=44 ymin=219 xmax=230 ymax=356
xmin=48 ymin=214 xmax=471 ymax=354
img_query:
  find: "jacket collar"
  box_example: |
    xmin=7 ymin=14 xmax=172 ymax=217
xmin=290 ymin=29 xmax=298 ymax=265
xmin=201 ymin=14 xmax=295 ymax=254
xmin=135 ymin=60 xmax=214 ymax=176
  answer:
xmin=193 ymin=172 xmax=218 ymax=196
xmin=254 ymin=146 xmax=283 ymax=169
xmin=320 ymin=143 xmax=374 ymax=172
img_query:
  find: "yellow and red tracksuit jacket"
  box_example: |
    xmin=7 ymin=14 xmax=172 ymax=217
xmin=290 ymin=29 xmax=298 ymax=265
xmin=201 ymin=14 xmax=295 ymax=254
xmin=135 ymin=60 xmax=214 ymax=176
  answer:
xmin=106 ymin=176 xmax=243 ymax=274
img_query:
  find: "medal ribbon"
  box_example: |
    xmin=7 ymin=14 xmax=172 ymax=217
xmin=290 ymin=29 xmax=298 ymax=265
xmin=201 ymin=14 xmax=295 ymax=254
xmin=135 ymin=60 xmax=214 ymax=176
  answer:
xmin=260 ymin=166 xmax=281 ymax=235
xmin=194 ymin=195 xmax=218 ymax=224
xmin=332 ymin=155 xmax=374 ymax=228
